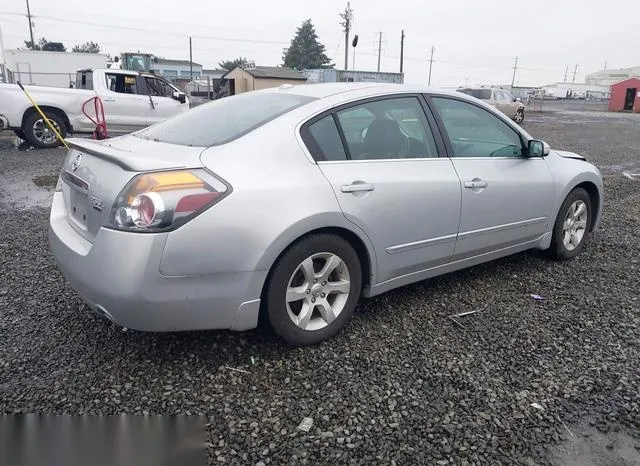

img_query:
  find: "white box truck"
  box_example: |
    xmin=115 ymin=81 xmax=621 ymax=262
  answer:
xmin=3 ymin=49 xmax=109 ymax=88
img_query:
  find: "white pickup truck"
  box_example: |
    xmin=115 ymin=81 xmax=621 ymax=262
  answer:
xmin=0 ymin=68 xmax=190 ymax=148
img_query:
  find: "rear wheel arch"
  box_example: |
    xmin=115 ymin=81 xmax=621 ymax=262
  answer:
xmin=259 ymin=226 xmax=375 ymax=306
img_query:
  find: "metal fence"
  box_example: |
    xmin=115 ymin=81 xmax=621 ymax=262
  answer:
xmin=3 ymin=70 xmax=77 ymax=88
xmin=525 ymin=97 xmax=610 ymax=113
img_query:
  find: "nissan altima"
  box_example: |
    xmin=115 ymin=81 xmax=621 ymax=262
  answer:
xmin=49 ymin=83 xmax=603 ymax=346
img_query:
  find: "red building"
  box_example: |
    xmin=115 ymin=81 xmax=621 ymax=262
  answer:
xmin=608 ymin=77 xmax=640 ymax=112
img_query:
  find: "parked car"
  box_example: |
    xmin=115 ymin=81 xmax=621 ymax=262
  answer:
xmin=457 ymin=86 xmax=525 ymax=123
xmin=0 ymin=68 xmax=189 ymax=148
xmin=49 ymin=83 xmax=603 ymax=346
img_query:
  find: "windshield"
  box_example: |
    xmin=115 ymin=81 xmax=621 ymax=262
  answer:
xmin=135 ymin=92 xmax=316 ymax=147
xmin=457 ymin=88 xmax=492 ymax=100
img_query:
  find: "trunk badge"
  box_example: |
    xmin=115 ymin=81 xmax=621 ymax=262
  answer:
xmin=71 ymin=153 xmax=82 ymax=171
xmin=90 ymin=196 xmax=104 ymax=212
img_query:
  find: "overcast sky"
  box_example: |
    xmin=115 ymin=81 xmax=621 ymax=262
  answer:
xmin=1 ymin=0 xmax=639 ymax=87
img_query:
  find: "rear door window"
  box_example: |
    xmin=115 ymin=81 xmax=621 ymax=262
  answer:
xmin=136 ymin=92 xmax=315 ymax=147
xmin=335 ymin=97 xmax=439 ymax=160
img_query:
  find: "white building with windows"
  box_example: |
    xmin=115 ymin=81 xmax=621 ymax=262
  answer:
xmin=150 ymin=58 xmax=202 ymax=80
xmin=585 ymin=66 xmax=640 ymax=86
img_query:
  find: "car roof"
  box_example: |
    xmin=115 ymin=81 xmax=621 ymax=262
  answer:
xmin=268 ymin=82 xmax=467 ymax=100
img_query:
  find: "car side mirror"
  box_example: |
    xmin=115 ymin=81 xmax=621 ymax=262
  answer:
xmin=172 ymin=91 xmax=186 ymax=104
xmin=528 ymin=140 xmax=550 ymax=157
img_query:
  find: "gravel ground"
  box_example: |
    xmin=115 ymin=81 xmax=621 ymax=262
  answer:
xmin=1 ymin=111 xmax=639 ymax=465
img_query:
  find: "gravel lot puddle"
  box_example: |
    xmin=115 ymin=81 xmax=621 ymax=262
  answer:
xmin=548 ymin=421 xmax=640 ymax=466
xmin=0 ymin=173 xmax=56 ymax=209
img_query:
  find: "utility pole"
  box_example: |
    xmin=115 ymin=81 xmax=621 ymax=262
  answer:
xmin=427 ymin=46 xmax=435 ymax=86
xmin=604 ymin=61 xmax=607 ymax=70
xmin=189 ymin=36 xmax=193 ymax=80
xmin=572 ymin=64 xmax=578 ymax=84
xmin=25 ymin=0 xmax=35 ymax=48
xmin=563 ymin=65 xmax=568 ymax=83
xmin=510 ymin=57 xmax=518 ymax=88
xmin=399 ymin=30 xmax=405 ymax=73
xmin=376 ymin=32 xmax=383 ymax=72
xmin=0 ymin=24 xmax=6 ymax=83
xmin=339 ymin=2 xmax=353 ymax=70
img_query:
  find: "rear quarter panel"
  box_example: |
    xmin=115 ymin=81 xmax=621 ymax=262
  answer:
xmin=159 ymin=117 xmax=378 ymax=296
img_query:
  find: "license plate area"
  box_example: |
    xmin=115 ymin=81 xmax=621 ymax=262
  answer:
xmin=61 ymin=170 xmax=90 ymax=230
xmin=68 ymin=189 xmax=89 ymax=228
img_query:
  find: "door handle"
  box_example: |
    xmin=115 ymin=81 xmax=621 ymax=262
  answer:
xmin=103 ymin=97 xmax=115 ymax=102
xmin=464 ymin=179 xmax=488 ymax=189
xmin=341 ymin=183 xmax=375 ymax=193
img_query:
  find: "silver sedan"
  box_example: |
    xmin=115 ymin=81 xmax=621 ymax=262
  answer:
xmin=49 ymin=83 xmax=603 ymax=345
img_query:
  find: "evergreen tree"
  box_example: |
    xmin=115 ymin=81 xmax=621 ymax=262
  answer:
xmin=283 ymin=19 xmax=330 ymax=70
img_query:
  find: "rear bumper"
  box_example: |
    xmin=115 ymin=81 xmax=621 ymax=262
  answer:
xmin=48 ymin=192 xmax=264 ymax=332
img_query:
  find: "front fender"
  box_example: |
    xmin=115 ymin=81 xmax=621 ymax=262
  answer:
xmin=540 ymin=163 xmax=604 ymax=249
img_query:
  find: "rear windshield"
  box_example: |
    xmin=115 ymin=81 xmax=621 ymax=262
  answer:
xmin=135 ymin=92 xmax=316 ymax=147
xmin=457 ymin=88 xmax=492 ymax=100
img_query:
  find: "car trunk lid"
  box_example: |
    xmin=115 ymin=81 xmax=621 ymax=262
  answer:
xmin=60 ymin=136 xmax=205 ymax=242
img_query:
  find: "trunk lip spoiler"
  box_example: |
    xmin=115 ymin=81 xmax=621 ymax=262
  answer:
xmin=67 ymin=139 xmax=136 ymax=171
xmin=66 ymin=138 xmax=192 ymax=172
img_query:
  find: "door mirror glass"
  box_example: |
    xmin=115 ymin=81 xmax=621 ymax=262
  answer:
xmin=528 ymin=140 xmax=550 ymax=157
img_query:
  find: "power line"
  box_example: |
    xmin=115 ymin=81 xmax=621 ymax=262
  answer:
xmin=0 ymin=11 xmax=289 ymax=45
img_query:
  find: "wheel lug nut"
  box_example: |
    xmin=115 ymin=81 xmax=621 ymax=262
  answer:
xmin=322 ymin=281 xmax=326 ymax=286
xmin=306 ymin=289 xmax=310 ymax=294
xmin=311 ymin=298 xmax=316 ymax=303
xmin=313 ymin=279 xmax=317 ymax=283
xmin=321 ymin=293 xmax=325 ymax=298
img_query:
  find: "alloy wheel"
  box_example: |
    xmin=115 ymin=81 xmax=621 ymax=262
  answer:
xmin=285 ymin=252 xmax=351 ymax=331
xmin=32 ymin=118 xmax=60 ymax=145
xmin=562 ymin=200 xmax=588 ymax=251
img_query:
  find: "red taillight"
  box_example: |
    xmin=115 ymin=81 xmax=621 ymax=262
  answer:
xmin=175 ymin=192 xmax=220 ymax=213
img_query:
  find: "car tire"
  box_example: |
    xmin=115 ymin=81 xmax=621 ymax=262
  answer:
xmin=548 ymin=187 xmax=592 ymax=260
xmin=514 ymin=108 xmax=525 ymax=124
xmin=13 ymin=129 xmax=26 ymax=140
xmin=23 ymin=111 xmax=67 ymax=149
xmin=266 ymin=234 xmax=362 ymax=346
